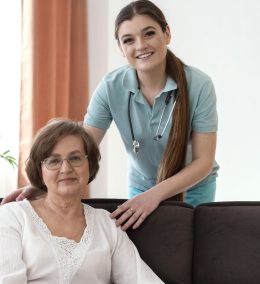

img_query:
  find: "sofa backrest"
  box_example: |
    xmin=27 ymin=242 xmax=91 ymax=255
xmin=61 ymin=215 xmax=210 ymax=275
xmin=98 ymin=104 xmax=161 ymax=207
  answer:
xmin=193 ymin=202 xmax=260 ymax=284
xmin=85 ymin=198 xmax=194 ymax=284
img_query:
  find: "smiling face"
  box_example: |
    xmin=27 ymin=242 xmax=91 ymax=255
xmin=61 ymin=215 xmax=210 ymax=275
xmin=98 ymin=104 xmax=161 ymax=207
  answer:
xmin=117 ymin=14 xmax=171 ymax=75
xmin=41 ymin=135 xmax=89 ymax=198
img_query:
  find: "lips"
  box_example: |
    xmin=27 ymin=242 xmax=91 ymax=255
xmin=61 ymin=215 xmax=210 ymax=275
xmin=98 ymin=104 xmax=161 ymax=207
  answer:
xmin=136 ymin=52 xmax=153 ymax=59
xmin=58 ymin=177 xmax=77 ymax=183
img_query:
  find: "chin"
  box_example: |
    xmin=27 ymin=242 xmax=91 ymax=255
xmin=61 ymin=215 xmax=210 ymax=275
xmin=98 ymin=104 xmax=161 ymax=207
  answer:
xmin=136 ymin=61 xmax=162 ymax=73
xmin=59 ymin=186 xmax=80 ymax=195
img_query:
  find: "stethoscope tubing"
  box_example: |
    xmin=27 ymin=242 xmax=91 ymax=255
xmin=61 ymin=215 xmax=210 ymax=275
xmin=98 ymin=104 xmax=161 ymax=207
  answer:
xmin=128 ymin=92 xmax=140 ymax=153
xmin=154 ymin=92 xmax=177 ymax=140
xmin=128 ymin=90 xmax=178 ymax=153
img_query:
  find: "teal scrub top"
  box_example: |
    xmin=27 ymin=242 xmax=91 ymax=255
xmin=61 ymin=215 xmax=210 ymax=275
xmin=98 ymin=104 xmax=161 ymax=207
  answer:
xmin=84 ymin=64 xmax=219 ymax=192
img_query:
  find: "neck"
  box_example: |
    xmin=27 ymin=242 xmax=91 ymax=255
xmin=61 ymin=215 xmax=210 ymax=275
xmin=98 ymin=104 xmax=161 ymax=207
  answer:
xmin=44 ymin=193 xmax=83 ymax=217
xmin=137 ymin=64 xmax=167 ymax=105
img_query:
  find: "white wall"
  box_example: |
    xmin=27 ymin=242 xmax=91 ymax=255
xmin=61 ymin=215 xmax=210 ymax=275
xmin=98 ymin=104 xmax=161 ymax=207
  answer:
xmin=86 ymin=0 xmax=109 ymax=197
xmin=87 ymin=0 xmax=260 ymax=201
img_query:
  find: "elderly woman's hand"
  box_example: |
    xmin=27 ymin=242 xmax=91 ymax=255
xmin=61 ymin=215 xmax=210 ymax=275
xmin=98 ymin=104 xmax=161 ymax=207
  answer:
xmin=110 ymin=189 xmax=161 ymax=231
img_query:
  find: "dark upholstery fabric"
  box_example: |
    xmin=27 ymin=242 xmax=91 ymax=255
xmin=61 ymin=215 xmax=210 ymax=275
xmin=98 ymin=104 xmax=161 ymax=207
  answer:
xmin=84 ymin=199 xmax=194 ymax=284
xmin=193 ymin=202 xmax=260 ymax=284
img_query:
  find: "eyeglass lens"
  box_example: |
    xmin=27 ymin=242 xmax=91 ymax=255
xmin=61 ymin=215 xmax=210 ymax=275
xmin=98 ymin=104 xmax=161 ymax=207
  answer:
xmin=42 ymin=154 xmax=87 ymax=170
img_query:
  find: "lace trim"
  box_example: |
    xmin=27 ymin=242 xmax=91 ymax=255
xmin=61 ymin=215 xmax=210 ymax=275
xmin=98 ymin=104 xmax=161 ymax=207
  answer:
xmin=24 ymin=200 xmax=93 ymax=284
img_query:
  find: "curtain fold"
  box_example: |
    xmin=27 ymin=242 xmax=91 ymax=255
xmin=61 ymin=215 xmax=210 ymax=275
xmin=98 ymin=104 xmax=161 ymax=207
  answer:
xmin=19 ymin=0 xmax=88 ymax=192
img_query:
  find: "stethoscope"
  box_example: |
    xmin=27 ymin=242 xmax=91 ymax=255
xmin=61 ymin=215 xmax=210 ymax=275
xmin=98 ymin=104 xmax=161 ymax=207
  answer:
xmin=128 ymin=89 xmax=178 ymax=153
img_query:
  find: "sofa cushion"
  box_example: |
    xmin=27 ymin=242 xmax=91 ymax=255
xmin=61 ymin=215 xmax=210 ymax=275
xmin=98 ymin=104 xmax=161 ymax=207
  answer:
xmin=84 ymin=199 xmax=194 ymax=284
xmin=193 ymin=202 xmax=260 ymax=284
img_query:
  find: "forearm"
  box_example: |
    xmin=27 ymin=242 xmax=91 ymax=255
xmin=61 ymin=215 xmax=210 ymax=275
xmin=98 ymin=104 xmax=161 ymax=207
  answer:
xmin=152 ymin=157 xmax=214 ymax=202
xmin=153 ymin=132 xmax=217 ymax=202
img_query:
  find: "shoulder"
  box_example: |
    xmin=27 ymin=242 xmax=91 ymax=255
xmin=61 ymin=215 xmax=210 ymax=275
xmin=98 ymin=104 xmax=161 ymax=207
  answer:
xmin=89 ymin=65 xmax=138 ymax=111
xmin=84 ymin=204 xmax=115 ymax=226
xmin=0 ymin=200 xmax=25 ymax=214
xmin=0 ymin=200 xmax=28 ymax=226
xmin=97 ymin=65 xmax=138 ymax=93
xmin=85 ymin=204 xmax=110 ymax=216
xmin=101 ymin=65 xmax=132 ymax=85
xmin=184 ymin=64 xmax=213 ymax=87
xmin=184 ymin=64 xmax=211 ymax=81
xmin=90 ymin=66 xmax=129 ymax=100
xmin=184 ymin=65 xmax=216 ymax=101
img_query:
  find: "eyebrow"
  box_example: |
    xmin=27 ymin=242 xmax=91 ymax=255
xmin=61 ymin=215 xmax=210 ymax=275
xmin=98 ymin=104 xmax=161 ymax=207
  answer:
xmin=120 ymin=26 xmax=156 ymax=41
xmin=50 ymin=150 xmax=82 ymax=157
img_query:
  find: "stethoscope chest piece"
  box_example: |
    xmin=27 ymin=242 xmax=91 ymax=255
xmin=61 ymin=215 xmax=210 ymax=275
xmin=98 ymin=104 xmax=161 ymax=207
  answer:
xmin=132 ymin=140 xmax=140 ymax=153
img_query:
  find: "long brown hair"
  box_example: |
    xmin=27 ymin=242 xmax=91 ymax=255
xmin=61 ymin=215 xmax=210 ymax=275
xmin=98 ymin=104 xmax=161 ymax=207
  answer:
xmin=115 ymin=1 xmax=189 ymax=201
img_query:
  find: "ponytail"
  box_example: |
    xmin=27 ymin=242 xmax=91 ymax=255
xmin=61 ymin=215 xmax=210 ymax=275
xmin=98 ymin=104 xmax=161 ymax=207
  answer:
xmin=157 ymin=50 xmax=189 ymax=201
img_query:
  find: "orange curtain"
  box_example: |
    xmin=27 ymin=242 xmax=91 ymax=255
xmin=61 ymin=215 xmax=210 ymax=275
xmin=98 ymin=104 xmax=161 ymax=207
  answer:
xmin=19 ymin=0 xmax=88 ymax=188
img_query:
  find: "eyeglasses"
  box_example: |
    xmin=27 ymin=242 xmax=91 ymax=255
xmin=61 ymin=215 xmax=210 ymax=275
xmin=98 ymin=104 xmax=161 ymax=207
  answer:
xmin=41 ymin=154 xmax=88 ymax=170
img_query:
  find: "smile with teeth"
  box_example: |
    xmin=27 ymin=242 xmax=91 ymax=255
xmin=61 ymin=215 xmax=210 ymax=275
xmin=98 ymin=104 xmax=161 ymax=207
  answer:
xmin=136 ymin=52 xmax=153 ymax=59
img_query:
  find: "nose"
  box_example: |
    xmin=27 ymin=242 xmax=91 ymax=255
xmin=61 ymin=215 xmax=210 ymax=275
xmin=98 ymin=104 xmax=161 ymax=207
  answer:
xmin=59 ymin=159 xmax=73 ymax=172
xmin=136 ymin=37 xmax=148 ymax=50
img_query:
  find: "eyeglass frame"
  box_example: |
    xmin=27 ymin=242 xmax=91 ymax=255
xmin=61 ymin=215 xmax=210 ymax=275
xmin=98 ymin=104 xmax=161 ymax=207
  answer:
xmin=41 ymin=154 xmax=88 ymax=170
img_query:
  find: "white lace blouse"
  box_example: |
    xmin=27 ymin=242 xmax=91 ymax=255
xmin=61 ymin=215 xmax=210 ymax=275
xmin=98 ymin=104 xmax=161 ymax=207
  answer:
xmin=0 ymin=199 xmax=164 ymax=284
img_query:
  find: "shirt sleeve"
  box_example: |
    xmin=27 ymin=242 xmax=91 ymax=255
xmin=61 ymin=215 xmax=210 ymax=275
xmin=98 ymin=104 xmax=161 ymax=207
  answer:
xmin=84 ymin=80 xmax=113 ymax=130
xmin=192 ymin=78 xmax=218 ymax=133
xmin=0 ymin=205 xmax=27 ymax=284
xmin=111 ymin=225 xmax=164 ymax=284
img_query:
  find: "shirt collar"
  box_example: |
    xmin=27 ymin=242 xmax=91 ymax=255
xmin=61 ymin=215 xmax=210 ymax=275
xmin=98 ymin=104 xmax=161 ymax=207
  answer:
xmin=122 ymin=66 xmax=139 ymax=93
xmin=122 ymin=66 xmax=178 ymax=105
xmin=162 ymin=76 xmax=178 ymax=93
xmin=122 ymin=65 xmax=178 ymax=94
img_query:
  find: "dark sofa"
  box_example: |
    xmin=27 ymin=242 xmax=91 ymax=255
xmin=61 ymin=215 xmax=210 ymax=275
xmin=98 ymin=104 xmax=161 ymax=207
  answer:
xmin=85 ymin=199 xmax=260 ymax=284
xmin=1 ymin=198 xmax=260 ymax=283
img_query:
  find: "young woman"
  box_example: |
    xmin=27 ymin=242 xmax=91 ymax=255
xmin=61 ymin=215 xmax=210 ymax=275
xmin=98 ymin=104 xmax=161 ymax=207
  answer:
xmin=1 ymin=1 xmax=218 ymax=232
xmin=0 ymin=119 xmax=164 ymax=283
xmin=84 ymin=0 xmax=218 ymax=230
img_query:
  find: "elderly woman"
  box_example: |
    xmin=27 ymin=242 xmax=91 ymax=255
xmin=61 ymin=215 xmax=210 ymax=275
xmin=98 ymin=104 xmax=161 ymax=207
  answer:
xmin=0 ymin=119 xmax=163 ymax=284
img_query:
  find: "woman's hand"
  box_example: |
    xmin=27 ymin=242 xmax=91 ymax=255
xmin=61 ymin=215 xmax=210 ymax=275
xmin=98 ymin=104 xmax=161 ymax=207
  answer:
xmin=1 ymin=188 xmax=23 ymax=205
xmin=1 ymin=185 xmax=44 ymax=205
xmin=110 ymin=189 xmax=161 ymax=231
